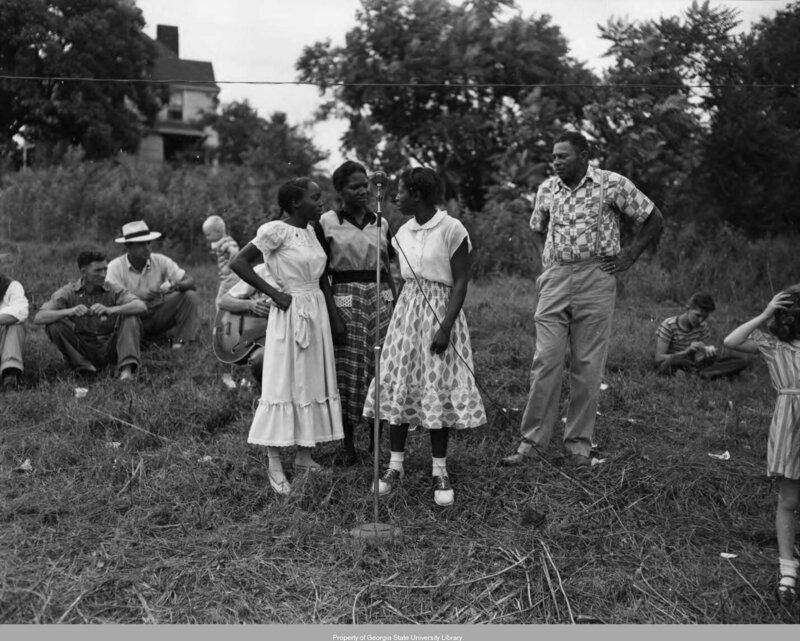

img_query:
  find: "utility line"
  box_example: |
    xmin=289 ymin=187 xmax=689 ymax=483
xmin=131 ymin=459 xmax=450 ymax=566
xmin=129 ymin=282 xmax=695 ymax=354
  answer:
xmin=0 ymin=74 xmax=796 ymax=90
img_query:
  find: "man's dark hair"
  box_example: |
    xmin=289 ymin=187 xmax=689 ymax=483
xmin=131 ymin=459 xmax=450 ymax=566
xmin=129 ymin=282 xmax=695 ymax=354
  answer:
xmin=77 ymin=250 xmax=106 ymax=269
xmin=687 ymin=292 xmax=716 ymax=313
xmin=399 ymin=167 xmax=444 ymax=207
xmin=554 ymin=131 xmax=590 ymax=155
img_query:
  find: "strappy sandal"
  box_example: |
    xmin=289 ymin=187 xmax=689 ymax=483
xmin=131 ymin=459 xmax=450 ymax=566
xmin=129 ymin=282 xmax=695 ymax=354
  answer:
xmin=268 ymin=470 xmax=291 ymax=496
xmin=778 ymin=575 xmax=797 ymax=606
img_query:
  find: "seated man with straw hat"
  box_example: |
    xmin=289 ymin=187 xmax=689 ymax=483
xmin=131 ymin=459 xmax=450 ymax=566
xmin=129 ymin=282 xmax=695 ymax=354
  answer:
xmin=106 ymin=220 xmax=200 ymax=349
xmin=34 ymin=250 xmax=146 ymax=380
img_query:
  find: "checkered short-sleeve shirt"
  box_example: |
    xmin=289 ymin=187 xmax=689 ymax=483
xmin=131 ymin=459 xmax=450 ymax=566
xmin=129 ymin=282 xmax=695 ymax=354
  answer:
xmin=529 ymin=166 xmax=655 ymax=268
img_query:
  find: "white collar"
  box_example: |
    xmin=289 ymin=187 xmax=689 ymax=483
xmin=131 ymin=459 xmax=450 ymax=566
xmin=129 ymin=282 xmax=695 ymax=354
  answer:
xmin=125 ymin=255 xmax=151 ymax=272
xmin=406 ymin=209 xmax=446 ymax=231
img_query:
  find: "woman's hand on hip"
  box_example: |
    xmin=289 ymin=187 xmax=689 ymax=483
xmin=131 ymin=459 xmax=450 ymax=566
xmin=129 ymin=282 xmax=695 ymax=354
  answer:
xmin=272 ymin=292 xmax=292 ymax=311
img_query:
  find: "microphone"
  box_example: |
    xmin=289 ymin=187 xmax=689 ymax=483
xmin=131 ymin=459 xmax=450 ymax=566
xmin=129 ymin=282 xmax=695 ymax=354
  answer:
xmin=370 ymin=170 xmax=388 ymax=197
xmin=371 ymin=170 xmax=389 ymax=217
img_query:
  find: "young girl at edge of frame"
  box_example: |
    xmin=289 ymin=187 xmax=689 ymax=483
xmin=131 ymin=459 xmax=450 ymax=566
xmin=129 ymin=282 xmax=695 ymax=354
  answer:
xmin=724 ymin=285 xmax=800 ymax=604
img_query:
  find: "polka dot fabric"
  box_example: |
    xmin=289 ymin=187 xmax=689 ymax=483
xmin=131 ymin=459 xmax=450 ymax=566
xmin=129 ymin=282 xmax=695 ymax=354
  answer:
xmin=363 ymin=278 xmax=486 ymax=430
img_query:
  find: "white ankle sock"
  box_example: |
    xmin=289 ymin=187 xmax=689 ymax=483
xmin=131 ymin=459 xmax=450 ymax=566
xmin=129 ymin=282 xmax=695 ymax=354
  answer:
xmin=389 ymin=451 xmax=405 ymax=472
xmin=780 ymin=557 xmax=798 ymax=584
xmin=432 ymin=456 xmax=447 ymax=478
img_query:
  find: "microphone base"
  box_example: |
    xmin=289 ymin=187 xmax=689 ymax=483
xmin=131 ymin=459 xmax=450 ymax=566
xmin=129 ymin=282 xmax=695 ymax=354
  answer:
xmin=349 ymin=522 xmax=402 ymax=541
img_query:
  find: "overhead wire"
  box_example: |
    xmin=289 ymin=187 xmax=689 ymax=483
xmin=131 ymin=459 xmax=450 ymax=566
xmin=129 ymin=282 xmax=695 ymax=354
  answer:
xmin=0 ymin=74 xmax=797 ymax=90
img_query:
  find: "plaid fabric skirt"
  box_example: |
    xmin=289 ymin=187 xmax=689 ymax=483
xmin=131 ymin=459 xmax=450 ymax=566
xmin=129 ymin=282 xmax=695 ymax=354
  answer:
xmin=363 ymin=278 xmax=486 ymax=430
xmin=333 ymin=281 xmax=394 ymax=426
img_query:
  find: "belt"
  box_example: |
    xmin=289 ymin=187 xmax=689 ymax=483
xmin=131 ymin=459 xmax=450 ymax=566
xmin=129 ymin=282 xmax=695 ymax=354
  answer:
xmin=779 ymin=389 xmax=800 ymax=395
xmin=284 ymin=282 xmax=319 ymax=295
xmin=553 ymin=255 xmax=605 ymax=267
xmin=331 ymin=270 xmax=388 ymax=284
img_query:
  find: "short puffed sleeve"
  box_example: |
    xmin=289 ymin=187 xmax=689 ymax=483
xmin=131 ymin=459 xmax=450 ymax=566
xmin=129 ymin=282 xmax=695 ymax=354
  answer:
xmin=252 ymin=221 xmax=288 ymax=255
xmin=443 ymin=216 xmax=472 ymax=257
xmin=750 ymin=328 xmax=777 ymax=358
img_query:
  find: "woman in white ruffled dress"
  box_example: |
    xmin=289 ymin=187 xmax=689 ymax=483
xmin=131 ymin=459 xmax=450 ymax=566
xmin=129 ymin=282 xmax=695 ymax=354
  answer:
xmin=231 ymin=178 xmax=345 ymax=496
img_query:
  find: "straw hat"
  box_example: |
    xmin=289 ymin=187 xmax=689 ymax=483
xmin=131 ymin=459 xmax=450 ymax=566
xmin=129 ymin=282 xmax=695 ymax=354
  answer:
xmin=114 ymin=220 xmax=162 ymax=244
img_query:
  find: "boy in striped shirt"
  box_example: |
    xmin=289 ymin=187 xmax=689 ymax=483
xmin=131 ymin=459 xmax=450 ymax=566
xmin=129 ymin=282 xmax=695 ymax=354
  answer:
xmin=655 ymin=291 xmax=750 ymax=379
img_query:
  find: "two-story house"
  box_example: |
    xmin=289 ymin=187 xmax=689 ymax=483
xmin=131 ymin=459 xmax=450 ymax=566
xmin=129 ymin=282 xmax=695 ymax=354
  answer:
xmin=138 ymin=25 xmax=220 ymax=164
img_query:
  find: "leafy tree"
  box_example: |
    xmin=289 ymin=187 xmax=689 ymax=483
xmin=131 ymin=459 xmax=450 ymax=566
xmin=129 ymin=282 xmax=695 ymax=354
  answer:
xmin=205 ymin=101 xmax=327 ymax=178
xmin=698 ymin=1 xmax=800 ymax=235
xmin=583 ymin=2 xmax=739 ymax=216
xmin=297 ymin=0 xmax=595 ymax=210
xmin=0 ymin=0 xmax=162 ymax=163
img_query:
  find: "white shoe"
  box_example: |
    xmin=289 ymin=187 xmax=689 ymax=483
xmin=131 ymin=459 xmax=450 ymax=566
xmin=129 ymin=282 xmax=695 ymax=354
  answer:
xmin=433 ymin=476 xmax=454 ymax=506
xmin=370 ymin=468 xmax=404 ymax=496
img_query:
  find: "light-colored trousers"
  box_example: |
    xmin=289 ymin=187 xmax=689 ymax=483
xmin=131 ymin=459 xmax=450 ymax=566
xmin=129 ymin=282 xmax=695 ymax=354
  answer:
xmin=143 ymin=291 xmax=201 ymax=343
xmin=0 ymin=323 xmax=25 ymax=374
xmin=518 ymin=260 xmax=616 ymax=458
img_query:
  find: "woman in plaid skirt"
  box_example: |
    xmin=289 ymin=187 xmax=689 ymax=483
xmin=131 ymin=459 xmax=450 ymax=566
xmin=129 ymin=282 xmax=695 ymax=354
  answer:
xmin=316 ymin=161 xmax=397 ymax=465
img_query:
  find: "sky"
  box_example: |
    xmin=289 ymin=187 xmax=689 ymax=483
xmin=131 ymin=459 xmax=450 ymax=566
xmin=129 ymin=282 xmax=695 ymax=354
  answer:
xmin=132 ymin=0 xmax=790 ymax=172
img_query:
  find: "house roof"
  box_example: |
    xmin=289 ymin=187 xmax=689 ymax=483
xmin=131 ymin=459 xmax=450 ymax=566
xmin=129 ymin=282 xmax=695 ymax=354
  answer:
xmin=151 ymin=120 xmax=207 ymax=137
xmin=147 ymin=39 xmax=220 ymax=92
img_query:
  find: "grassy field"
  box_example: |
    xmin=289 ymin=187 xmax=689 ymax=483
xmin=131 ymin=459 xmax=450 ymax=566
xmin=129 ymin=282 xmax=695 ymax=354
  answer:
xmin=1 ymin=242 xmax=797 ymax=624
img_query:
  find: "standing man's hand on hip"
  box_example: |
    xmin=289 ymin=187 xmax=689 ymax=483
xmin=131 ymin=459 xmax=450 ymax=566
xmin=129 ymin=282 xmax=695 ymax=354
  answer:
xmin=599 ymin=251 xmax=634 ymax=274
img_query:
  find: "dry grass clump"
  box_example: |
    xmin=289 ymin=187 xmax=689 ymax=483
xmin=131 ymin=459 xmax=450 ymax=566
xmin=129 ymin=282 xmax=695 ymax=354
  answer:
xmin=1 ymin=255 xmax=798 ymax=624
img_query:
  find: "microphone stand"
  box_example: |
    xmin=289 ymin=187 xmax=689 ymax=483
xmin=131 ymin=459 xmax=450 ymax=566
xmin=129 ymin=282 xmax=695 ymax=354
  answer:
xmin=350 ymin=174 xmax=401 ymax=541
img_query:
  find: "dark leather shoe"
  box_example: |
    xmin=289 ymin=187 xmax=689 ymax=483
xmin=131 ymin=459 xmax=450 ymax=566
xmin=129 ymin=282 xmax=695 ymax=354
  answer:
xmin=2 ymin=374 xmax=19 ymax=392
xmin=568 ymin=454 xmax=591 ymax=468
xmin=333 ymin=448 xmax=359 ymax=467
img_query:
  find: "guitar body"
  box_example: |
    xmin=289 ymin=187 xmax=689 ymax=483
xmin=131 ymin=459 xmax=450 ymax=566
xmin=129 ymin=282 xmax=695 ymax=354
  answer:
xmin=212 ymin=310 xmax=268 ymax=364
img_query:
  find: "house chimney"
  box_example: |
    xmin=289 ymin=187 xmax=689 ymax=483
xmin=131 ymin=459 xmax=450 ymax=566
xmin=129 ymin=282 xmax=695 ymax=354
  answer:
xmin=156 ymin=25 xmax=179 ymax=56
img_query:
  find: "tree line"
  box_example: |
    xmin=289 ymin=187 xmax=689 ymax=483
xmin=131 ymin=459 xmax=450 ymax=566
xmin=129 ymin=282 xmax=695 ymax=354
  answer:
xmin=1 ymin=0 xmax=798 ymax=237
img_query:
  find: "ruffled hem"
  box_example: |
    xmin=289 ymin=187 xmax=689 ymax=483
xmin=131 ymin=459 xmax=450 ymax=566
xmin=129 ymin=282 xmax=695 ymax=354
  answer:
xmin=247 ymin=396 xmax=344 ymax=446
xmin=255 ymin=396 xmax=340 ymax=408
xmin=247 ymin=433 xmax=343 ymax=448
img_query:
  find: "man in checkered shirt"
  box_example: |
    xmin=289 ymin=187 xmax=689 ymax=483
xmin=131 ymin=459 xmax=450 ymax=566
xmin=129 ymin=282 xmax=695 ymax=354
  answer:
xmin=501 ymin=131 xmax=664 ymax=469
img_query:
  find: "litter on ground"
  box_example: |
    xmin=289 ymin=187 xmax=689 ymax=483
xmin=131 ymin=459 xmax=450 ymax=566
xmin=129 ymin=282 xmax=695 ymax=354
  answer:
xmin=221 ymin=373 xmax=236 ymax=390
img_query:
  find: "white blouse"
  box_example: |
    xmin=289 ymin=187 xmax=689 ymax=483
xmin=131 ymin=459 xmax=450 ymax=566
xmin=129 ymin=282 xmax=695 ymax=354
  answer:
xmin=0 ymin=281 xmax=29 ymax=322
xmin=392 ymin=210 xmax=472 ymax=286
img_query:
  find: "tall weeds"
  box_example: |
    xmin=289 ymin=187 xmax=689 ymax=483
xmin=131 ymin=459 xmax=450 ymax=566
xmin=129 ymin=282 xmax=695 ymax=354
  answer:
xmin=2 ymin=159 xmax=798 ymax=308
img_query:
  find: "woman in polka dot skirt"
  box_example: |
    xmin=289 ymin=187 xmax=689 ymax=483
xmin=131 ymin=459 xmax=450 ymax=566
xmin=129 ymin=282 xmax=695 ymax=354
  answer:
xmin=363 ymin=167 xmax=486 ymax=507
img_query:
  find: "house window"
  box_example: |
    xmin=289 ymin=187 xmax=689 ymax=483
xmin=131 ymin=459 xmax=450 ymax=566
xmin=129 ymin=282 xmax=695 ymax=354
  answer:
xmin=167 ymin=91 xmax=184 ymax=120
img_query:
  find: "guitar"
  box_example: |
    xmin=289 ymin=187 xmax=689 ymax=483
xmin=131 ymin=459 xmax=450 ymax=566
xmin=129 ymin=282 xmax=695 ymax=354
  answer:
xmin=212 ymin=309 xmax=268 ymax=364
